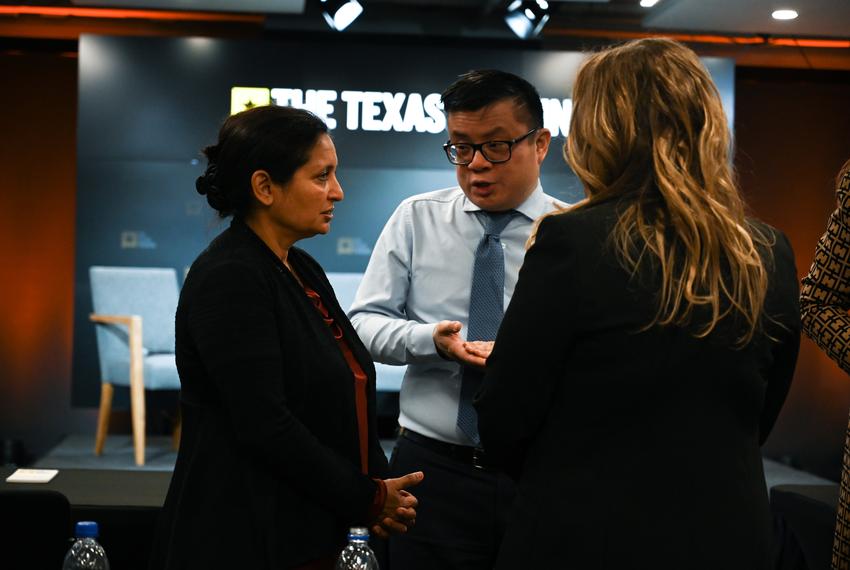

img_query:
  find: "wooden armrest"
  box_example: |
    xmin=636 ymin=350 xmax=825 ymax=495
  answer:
xmin=89 ymin=313 xmax=145 ymax=361
xmin=89 ymin=313 xmax=141 ymax=327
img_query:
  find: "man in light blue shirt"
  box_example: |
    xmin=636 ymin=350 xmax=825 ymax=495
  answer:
xmin=349 ymin=69 xmax=565 ymax=569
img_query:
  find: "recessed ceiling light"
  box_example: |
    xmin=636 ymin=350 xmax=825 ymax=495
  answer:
xmin=640 ymin=0 xmax=660 ymax=7
xmin=772 ymin=9 xmax=798 ymax=20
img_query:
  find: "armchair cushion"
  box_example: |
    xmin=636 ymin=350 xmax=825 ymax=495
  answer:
xmin=105 ymin=353 xmax=180 ymax=390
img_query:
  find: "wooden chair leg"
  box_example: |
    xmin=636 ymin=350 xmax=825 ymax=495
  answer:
xmin=130 ymin=376 xmax=146 ymax=466
xmin=128 ymin=316 xmax=146 ymax=466
xmin=94 ymin=383 xmax=114 ymax=456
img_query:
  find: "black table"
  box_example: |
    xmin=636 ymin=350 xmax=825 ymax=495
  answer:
xmin=1 ymin=467 xmax=171 ymax=570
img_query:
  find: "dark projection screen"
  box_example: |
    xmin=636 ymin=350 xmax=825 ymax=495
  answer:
xmin=72 ymin=34 xmax=735 ymax=406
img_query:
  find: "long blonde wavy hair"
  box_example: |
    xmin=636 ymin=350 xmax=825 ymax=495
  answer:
xmin=557 ymin=38 xmax=771 ymax=345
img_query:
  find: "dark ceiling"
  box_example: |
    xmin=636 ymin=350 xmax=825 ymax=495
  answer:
xmin=38 ymin=0 xmax=849 ymax=41
xmin=2 ymin=0 xmax=849 ymax=71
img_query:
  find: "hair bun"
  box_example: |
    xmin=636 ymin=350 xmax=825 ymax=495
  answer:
xmin=195 ymin=164 xmax=218 ymax=197
xmin=195 ymin=163 xmax=232 ymax=216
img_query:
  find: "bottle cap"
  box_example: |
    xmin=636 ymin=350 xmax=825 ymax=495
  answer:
xmin=348 ymin=527 xmax=369 ymax=541
xmin=75 ymin=521 xmax=99 ymax=538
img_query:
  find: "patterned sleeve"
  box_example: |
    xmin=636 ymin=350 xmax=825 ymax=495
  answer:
xmin=800 ymin=171 xmax=850 ymax=374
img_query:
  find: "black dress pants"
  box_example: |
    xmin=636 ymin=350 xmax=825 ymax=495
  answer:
xmin=387 ymin=432 xmax=516 ymax=570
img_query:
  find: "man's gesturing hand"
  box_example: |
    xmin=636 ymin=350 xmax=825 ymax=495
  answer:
xmin=433 ymin=321 xmax=487 ymax=368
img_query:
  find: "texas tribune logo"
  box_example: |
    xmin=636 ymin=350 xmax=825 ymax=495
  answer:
xmin=231 ymin=86 xmax=573 ymax=136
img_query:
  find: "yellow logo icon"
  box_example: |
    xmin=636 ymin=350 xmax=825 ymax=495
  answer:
xmin=230 ymin=87 xmax=271 ymax=115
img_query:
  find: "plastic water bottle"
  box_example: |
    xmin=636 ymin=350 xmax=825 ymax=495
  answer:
xmin=62 ymin=521 xmax=110 ymax=570
xmin=335 ymin=527 xmax=378 ymax=570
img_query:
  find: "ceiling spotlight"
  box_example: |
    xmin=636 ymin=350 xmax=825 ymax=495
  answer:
xmin=320 ymin=0 xmax=363 ymax=31
xmin=639 ymin=0 xmax=660 ymax=7
xmin=505 ymin=0 xmax=550 ymax=39
xmin=771 ymin=8 xmax=798 ymax=20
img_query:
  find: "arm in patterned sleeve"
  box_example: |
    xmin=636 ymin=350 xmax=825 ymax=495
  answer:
xmin=800 ymin=171 xmax=850 ymax=374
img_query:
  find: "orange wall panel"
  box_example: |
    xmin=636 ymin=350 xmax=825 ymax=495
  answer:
xmin=736 ymin=66 xmax=850 ymax=479
xmin=0 ymin=51 xmax=77 ymax=454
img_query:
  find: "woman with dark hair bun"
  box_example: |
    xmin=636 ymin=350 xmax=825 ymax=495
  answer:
xmin=151 ymin=105 xmax=422 ymax=570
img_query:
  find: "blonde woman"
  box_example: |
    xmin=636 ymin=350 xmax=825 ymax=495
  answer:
xmin=474 ymin=38 xmax=800 ymax=569
xmin=800 ymin=158 xmax=850 ymax=570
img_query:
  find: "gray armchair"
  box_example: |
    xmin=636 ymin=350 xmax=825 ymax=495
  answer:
xmin=89 ymin=266 xmax=181 ymax=466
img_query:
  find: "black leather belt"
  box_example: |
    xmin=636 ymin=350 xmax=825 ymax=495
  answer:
xmin=401 ymin=428 xmax=494 ymax=470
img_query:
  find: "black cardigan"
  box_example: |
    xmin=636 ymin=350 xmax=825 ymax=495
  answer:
xmin=150 ymin=218 xmax=389 ymax=570
xmin=475 ymin=199 xmax=801 ymax=569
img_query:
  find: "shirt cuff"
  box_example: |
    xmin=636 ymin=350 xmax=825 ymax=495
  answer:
xmin=407 ymin=322 xmax=442 ymax=360
xmin=368 ymin=478 xmax=388 ymax=523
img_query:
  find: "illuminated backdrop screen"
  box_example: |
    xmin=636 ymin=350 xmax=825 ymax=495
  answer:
xmin=72 ymin=34 xmax=735 ymax=405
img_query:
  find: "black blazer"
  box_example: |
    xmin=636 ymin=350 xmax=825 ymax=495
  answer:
xmin=475 ymin=199 xmax=800 ymax=570
xmin=150 ymin=219 xmax=389 ymax=570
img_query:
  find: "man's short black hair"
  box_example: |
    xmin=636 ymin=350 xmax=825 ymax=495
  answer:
xmin=441 ymin=69 xmax=544 ymax=130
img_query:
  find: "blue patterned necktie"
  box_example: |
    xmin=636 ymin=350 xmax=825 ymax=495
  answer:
xmin=457 ymin=210 xmax=516 ymax=445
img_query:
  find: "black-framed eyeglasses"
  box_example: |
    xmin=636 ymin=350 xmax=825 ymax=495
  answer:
xmin=443 ymin=128 xmax=539 ymax=166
